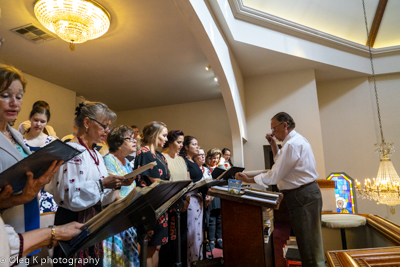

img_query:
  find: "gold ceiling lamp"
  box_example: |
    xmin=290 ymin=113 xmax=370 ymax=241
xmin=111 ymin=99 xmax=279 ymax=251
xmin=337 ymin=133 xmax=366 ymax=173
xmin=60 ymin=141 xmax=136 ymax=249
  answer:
xmin=355 ymin=0 xmax=400 ymax=215
xmin=34 ymin=0 xmax=110 ymax=51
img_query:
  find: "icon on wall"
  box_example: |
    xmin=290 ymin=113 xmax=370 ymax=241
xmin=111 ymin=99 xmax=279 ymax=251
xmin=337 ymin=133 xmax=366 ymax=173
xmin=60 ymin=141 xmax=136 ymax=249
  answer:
xmin=327 ymin=173 xmax=357 ymax=214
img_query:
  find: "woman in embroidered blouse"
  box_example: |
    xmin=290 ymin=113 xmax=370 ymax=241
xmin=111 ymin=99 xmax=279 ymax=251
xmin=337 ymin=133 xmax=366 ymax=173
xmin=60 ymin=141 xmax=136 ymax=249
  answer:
xmin=0 ymin=64 xmax=81 ymax=263
xmin=221 ymin=148 xmax=233 ymax=170
xmin=47 ymin=101 xmax=126 ymax=267
xmin=134 ymin=121 xmax=169 ymax=267
xmin=103 ymin=125 xmax=139 ymax=267
xmin=23 ymin=104 xmax=55 ymax=152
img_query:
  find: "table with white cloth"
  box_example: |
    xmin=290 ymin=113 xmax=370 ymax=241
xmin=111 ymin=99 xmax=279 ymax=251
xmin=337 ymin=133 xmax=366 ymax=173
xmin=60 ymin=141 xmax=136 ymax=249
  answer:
xmin=321 ymin=214 xmax=367 ymax=249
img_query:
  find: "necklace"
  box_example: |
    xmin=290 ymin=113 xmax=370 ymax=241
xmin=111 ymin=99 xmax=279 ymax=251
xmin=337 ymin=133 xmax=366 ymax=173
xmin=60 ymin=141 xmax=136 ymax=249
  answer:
xmin=78 ymin=137 xmax=99 ymax=166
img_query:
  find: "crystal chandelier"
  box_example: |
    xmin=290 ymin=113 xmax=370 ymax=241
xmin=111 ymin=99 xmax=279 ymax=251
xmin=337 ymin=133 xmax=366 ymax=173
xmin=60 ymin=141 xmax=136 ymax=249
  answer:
xmin=34 ymin=0 xmax=111 ymax=51
xmin=355 ymin=0 xmax=400 ymax=215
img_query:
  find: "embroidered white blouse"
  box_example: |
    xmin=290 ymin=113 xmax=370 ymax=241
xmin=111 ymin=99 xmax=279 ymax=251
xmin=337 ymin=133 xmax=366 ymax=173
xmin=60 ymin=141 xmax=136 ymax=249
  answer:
xmin=46 ymin=142 xmax=115 ymax=212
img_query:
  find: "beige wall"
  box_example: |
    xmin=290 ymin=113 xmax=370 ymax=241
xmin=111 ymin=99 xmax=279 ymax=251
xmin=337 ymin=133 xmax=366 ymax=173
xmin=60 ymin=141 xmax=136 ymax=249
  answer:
xmin=317 ymin=73 xmax=400 ymax=223
xmin=243 ymin=69 xmax=326 ymax=177
xmin=116 ymin=98 xmax=233 ymax=156
xmin=14 ymin=73 xmax=76 ymax=138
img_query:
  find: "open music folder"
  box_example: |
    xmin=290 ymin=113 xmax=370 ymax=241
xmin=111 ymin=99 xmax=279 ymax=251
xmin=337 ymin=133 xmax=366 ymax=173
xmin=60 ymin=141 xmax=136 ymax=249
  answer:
xmin=0 ymin=139 xmax=82 ymax=192
xmin=59 ymin=180 xmax=192 ymax=256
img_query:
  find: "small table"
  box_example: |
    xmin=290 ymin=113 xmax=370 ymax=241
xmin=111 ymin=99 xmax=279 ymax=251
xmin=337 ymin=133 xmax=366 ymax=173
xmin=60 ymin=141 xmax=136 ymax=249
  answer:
xmin=321 ymin=214 xmax=366 ymax=249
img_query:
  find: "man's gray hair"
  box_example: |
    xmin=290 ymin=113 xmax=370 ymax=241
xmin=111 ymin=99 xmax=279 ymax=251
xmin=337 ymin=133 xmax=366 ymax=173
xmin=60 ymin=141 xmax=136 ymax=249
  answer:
xmin=271 ymin=112 xmax=296 ymax=129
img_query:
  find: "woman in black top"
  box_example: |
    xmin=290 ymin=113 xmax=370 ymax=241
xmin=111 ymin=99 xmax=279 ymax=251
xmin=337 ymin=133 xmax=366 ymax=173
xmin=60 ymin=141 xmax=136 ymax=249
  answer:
xmin=134 ymin=121 xmax=170 ymax=267
xmin=179 ymin=136 xmax=204 ymax=265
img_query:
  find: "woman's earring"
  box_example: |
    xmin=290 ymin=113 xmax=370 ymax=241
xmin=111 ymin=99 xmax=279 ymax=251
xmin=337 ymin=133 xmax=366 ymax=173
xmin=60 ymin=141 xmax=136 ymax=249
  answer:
xmin=85 ymin=127 xmax=88 ymax=134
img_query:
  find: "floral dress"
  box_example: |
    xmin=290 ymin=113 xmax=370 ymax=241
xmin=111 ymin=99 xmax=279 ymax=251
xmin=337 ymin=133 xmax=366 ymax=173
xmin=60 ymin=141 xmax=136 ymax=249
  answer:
xmin=134 ymin=147 xmax=171 ymax=246
xmin=23 ymin=135 xmax=58 ymax=214
xmin=103 ymin=154 xmax=140 ymax=267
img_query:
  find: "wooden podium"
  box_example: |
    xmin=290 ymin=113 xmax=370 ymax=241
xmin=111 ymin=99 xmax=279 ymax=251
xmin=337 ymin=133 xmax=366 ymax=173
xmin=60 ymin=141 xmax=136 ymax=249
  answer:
xmin=208 ymin=188 xmax=282 ymax=267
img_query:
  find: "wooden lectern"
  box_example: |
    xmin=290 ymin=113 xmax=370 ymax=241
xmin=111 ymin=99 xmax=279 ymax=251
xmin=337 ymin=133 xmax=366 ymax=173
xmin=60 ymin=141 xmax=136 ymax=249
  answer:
xmin=208 ymin=188 xmax=282 ymax=267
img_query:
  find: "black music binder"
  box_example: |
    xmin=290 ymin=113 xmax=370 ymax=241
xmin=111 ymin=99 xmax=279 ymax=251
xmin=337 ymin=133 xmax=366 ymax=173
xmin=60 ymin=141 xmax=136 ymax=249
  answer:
xmin=59 ymin=180 xmax=192 ymax=257
xmin=0 ymin=139 xmax=82 ymax=191
xmin=211 ymin=166 xmax=245 ymax=180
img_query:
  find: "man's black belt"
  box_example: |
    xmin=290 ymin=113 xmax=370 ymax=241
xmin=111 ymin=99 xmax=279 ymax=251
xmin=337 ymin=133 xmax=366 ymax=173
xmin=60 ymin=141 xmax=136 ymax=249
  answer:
xmin=280 ymin=180 xmax=316 ymax=195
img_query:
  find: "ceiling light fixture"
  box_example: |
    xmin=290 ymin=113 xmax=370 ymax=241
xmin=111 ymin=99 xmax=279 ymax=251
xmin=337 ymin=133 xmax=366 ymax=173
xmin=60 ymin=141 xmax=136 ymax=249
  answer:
xmin=214 ymin=77 xmax=218 ymax=82
xmin=356 ymin=0 xmax=400 ymax=215
xmin=205 ymin=64 xmax=211 ymax=71
xmin=34 ymin=0 xmax=111 ymax=51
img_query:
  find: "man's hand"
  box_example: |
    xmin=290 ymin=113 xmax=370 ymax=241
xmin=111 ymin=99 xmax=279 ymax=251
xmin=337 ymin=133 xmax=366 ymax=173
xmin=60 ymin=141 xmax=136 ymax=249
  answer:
xmin=265 ymin=133 xmax=276 ymax=145
xmin=235 ymin=172 xmax=250 ymax=183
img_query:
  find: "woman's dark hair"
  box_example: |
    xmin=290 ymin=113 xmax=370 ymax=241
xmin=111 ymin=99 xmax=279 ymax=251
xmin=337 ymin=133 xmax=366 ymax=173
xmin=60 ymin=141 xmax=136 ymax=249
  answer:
xmin=29 ymin=105 xmax=51 ymax=122
xmin=0 ymin=64 xmax=27 ymax=94
xmin=179 ymin=136 xmax=196 ymax=159
xmin=107 ymin=125 xmax=134 ymax=153
xmin=163 ymin=130 xmax=184 ymax=149
xmin=271 ymin=112 xmax=296 ymax=130
xmin=222 ymin=148 xmax=233 ymax=166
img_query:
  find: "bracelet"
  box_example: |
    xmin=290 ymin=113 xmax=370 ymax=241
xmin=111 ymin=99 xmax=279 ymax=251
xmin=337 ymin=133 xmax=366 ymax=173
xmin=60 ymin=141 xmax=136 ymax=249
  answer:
xmin=48 ymin=225 xmax=56 ymax=249
xmin=99 ymin=179 xmax=104 ymax=192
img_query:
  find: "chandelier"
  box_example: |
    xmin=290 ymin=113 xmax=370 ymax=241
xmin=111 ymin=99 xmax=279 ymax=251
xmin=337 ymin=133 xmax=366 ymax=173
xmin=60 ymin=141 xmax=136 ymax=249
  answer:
xmin=34 ymin=0 xmax=111 ymax=51
xmin=355 ymin=0 xmax=400 ymax=215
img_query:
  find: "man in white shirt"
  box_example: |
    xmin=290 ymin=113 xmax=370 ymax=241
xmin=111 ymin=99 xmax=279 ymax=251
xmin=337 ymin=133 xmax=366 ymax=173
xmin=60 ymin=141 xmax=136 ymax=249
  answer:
xmin=236 ymin=112 xmax=324 ymax=267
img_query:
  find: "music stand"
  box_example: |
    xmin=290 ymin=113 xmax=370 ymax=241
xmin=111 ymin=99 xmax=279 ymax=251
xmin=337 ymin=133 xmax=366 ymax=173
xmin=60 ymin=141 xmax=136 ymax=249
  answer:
xmin=59 ymin=181 xmax=192 ymax=267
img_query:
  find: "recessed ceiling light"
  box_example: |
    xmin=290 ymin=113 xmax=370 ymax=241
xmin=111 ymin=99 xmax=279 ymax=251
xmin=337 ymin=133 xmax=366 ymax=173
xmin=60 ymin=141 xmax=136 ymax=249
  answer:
xmin=214 ymin=77 xmax=218 ymax=82
xmin=205 ymin=64 xmax=211 ymax=71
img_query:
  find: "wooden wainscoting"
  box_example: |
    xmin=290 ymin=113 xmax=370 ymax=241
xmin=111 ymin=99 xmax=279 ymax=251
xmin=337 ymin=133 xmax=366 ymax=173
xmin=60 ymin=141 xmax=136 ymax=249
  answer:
xmin=326 ymin=214 xmax=400 ymax=266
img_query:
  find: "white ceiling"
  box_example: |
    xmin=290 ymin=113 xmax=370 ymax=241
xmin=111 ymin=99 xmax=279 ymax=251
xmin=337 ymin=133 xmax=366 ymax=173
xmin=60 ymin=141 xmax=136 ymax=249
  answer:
xmin=0 ymin=0 xmax=221 ymax=111
xmin=0 ymin=0 xmax=388 ymax=112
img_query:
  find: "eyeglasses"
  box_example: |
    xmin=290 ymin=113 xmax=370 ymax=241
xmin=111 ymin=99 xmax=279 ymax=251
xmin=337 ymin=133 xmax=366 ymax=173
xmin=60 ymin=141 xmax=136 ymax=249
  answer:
xmin=198 ymin=154 xmax=205 ymax=157
xmin=271 ymin=122 xmax=284 ymax=132
xmin=89 ymin=117 xmax=111 ymax=131
xmin=124 ymin=137 xmax=136 ymax=142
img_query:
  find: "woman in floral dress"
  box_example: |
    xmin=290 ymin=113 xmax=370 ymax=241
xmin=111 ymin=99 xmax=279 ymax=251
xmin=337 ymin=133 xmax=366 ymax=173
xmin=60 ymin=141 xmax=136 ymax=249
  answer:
xmin=103 ymin=125 xmax=140 ymax=267
xmin=134 ymin=121 xmax=170 ymax=267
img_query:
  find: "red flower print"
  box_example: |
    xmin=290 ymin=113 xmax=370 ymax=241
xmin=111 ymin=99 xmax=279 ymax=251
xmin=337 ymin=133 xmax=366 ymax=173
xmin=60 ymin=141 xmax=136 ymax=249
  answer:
xmin=162 ymin=237 xmax=167 ymax=243
xmin=56 ymin=182 xmax=59 ymax=185
xmin=171 ymin=235 xmax=176 ymax=240
xmin=163 ymin=222 xmax=168 ymax=227
xmin=171 ymin=216 xmax=175 ymax=222
xmin=159 ymin=169 xmax=163 ymax=176
xmin=169 ymin=230 xmax=174 ymax=236
xmin=65 ymin=188 xmax=69 ymax=192
xmin=158 ymin=215 xmax=165 ymax=223
xmin=75 ymin=188 xmax=81 ymax=191
xmin=69 ymin=179 xmax=75 ymax=183
xmin=63 ymin=169 xmax=67 ymax=173
xmin=170 ymin=222 xmax=175 ymax=229
xmin=141 ymin=180 xmax=147 ymax=186
xmin=148 ymin=230 xmax=154 ymax=237
xmin=153 ymin=155 xmax=156 ymax=159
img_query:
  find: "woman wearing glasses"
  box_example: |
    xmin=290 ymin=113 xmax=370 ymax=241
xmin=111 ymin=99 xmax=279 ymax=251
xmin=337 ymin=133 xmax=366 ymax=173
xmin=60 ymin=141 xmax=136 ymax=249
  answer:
xmin=47 ymin=101 xmax=126 ymax=267
xmin=103 ymin=125 xmax=139 ymax=267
